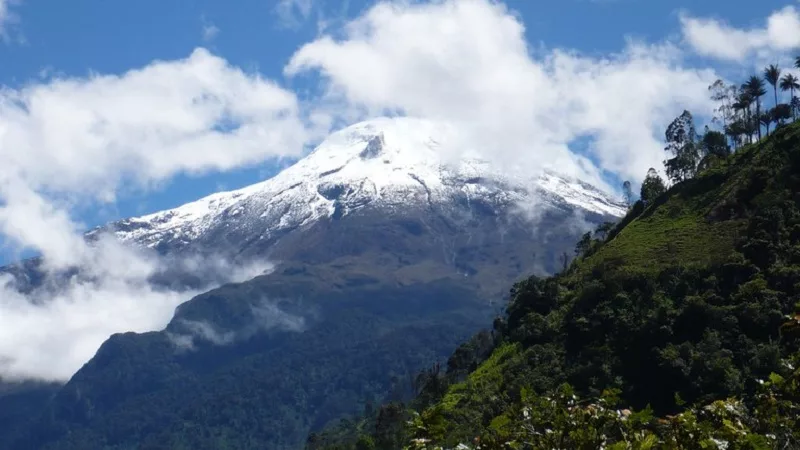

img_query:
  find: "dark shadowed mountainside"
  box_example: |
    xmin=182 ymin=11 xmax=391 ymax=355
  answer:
xmin=0 ymin=178 xmax=620 ymax=450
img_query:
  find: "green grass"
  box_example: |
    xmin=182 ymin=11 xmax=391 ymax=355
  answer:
xmin=440 ymin=342 xmax=520 ymax=414
xmin=584 ymin=207 xmax=742 ymax=275
xmin=576 ymin=140 xmax=767 ymax=277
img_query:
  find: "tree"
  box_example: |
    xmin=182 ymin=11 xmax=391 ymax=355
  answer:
xmin=640 ymin=168 xmax=666 ymax=205
xmin=725 ymin=119 xmax=747 ymax=150
xmin=773 ymin=104 xmax=792 ymax=127
xmin=760 ymin=112 xmax=773 ymax=137
xmin=594 ymin=222 xmax=614 ymax=241
xmin=664 ymin=110 xmax=699 ymax=183
xmin=574 ymin=231 xmax=593 ymax=257
xmin=793 ymin=97 xmax=800 ymax=121
xmin=743 ymin=76 xmax=767 ymax=141
xmin=708 ymin=79 xmax=736 ymax=131
xmin=699 ymin=127 xmax=729 ymax=158
xmin=764 ymin=64 xmax=781 ymax=110
xmin=622 ymin=180 xmax=633 ymax=207
xmin=779 ymin=74 xmax=799 ymax=121
xmin=355 ymin=435 xmax=376 ymax=450
xmin=560 ymin=251 xmax=569 ymax=272
xmin=733 ymin=91 xmax=755 ymax=145
xmin=696 ymin=127 xmax=730 ymax=173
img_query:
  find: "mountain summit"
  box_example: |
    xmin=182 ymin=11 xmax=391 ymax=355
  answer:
xmin=98 ymin=117 xmax=625 ymax=255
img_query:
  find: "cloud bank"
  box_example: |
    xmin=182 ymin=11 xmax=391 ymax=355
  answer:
xmin=0 ymin=238 xmax=274 ymax=382
xmin=286 ymin=0 xmax=717 ymax=188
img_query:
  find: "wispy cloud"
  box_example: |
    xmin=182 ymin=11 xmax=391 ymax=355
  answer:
xmin=167 ymin=299 xmax=308 ymax=351
xmin=0 ymin=0 xmax=10 ymax=31
xmin=0 ymin=0 xmax=20 ymax=41
xmin=202 ymin=22 xmax=220 ymax=42
xmin=680 ymin=5 xmax=800 ymax=62
xmin=275 ymin=0 xmax=313 ymax=28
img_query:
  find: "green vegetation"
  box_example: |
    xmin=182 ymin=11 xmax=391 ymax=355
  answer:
xmin=308 ymin=103 xmax=800 ymax=448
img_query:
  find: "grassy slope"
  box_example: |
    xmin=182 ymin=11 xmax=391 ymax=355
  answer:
xmin=409 ymin=122 xmax=800 ymax=446
xmin=582 ymin=121 xmax=799 ymax=276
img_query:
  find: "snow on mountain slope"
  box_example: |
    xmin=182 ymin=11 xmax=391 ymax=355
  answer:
xmin=98 ymin=117 xmax=626 ymax=249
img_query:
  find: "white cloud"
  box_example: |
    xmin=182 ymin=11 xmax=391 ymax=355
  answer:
xmin=202 ymin=23 xmax=220 ymax=42
xmin=0 ymin=48 xmax=315 ymax=382
xmin=0 ymin=0 xmax=19 ymax=40
xmin=285 ymin=0 xmax=718 ymax=189
xmin=167 ymin=300 xmax=307 ymax=351
xmin=0 ymin=47 xmax=310 ymax=201
xmin=680 ymin=6 xmax=800 ymax=62
xmin=0 ymin=241 xmax=273 ymax=381
xmin=0 ymin=1 xmax=9 ymax=28
xmin=276 ymin=0 xmax=314 ymax=28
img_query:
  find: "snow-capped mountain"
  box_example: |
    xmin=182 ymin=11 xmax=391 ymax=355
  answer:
xmin=96 ymin=117 xmax=625 ymax=254
xmin=1 ymin=119 xmax=629 ymax=450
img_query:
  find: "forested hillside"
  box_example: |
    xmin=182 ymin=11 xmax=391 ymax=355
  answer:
xmin=308 ymin=104 xmax=800 ymax=449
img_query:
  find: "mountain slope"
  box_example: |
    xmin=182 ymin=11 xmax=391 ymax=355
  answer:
xmin=92 ymin=117 xmax=624 ymax=259
xmin=310 ymin=122 xmax=800 ymax=449
xmin=1 ymin=117 xmax=625 ymax=450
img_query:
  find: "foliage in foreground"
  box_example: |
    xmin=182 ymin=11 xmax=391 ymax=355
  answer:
xmin=404 ymin=354 xmax=800 ymax=450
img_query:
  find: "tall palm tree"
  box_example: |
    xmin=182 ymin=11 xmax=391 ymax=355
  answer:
xmin=743 ymin=76 xmax=767 ymax=141
xmin=781 ymin=73 xmax=800 ymax=120
xmin=764 ymin=64 xmax=781 ymax=109
xmin=793 ymin=96 xmax=800 ymax=121
xmin=733 ymin=92 xmax=754 ymax=145
xmin=760 ymin=112 xmax=772 ymax=137
xmin=796 ymin=55 xmax=800 ymax=69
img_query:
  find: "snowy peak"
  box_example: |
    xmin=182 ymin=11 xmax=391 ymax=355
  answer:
xmin=278 ymin=117 xmax=456 ymax=194
xmin=101 ymin=117 xmax=626 ymax=249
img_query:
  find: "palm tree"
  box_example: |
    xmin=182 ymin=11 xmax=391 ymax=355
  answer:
xmin=781 ymin=74 xmax=800 ymax=121
xmin=743 ymin=76 xmax=767 ymax=141
xmin=733 ymin=91 xmax=754 ymax=144
xmin=725 ymin=119 xmax=747 ymax=149
xmin=793 ymin=96 xmax=800 ymax=121
xmin=796 ymin=56 xmax=800 ymax=69
xmin=764 ymin=64 xmax=781 ymax=109
xmin=760 ymin=112 xmax=773 ymax=137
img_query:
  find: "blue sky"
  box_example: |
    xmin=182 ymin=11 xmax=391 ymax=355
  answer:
xmin=0 ymin=0 xmax=798 ymax=263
